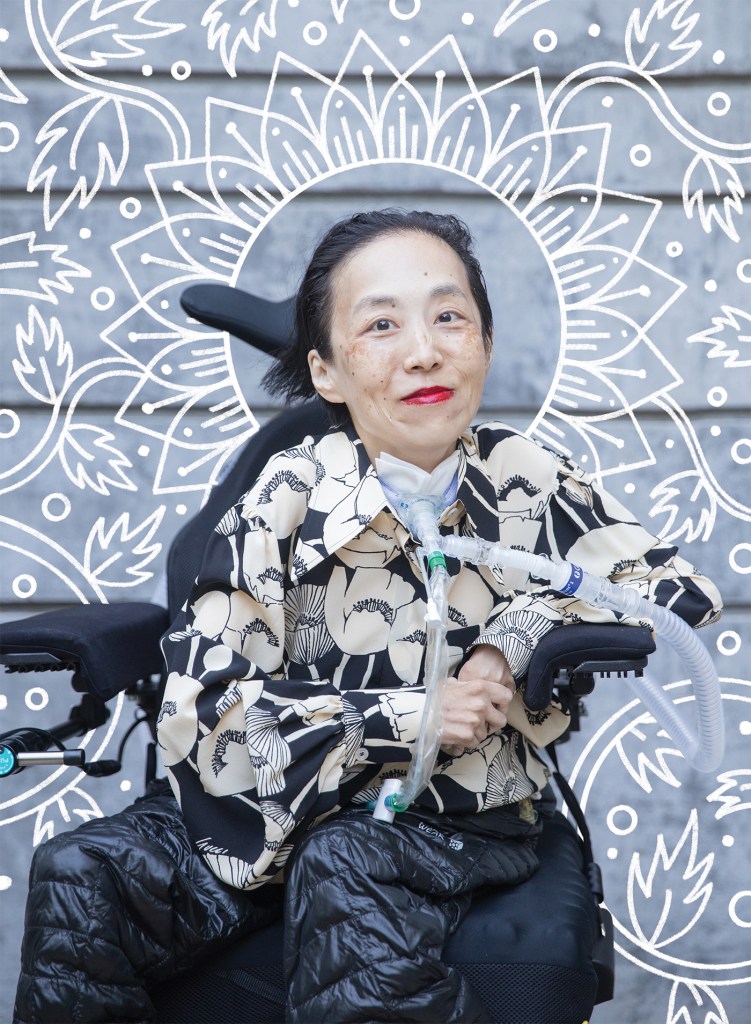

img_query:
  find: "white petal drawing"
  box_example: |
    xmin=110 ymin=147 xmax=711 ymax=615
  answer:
xmin=215 ymin=681 xmax=242 ymax=716
xmin=341 ymin=698 xmax=365 ymax=766
xmin=215 ymin=506 xmax=241 ymax=535
xmin=486 ymin=736 xmax=527 ymax=805
xmin=196 ymin=841 xmax=258 ymax=888
xmin=285 ymin=584 xmax=335 ymax=663
xmin=259 ymin=799 xmax=296 ymax=851
xmin=244 ymin=704 xmax=292 ymax=796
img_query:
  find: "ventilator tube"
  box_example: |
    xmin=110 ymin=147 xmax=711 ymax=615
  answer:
xmin=377 ymin=498 xmax=725 ymax=819
xmin=385 ymin=495 xmax=451 ymax=814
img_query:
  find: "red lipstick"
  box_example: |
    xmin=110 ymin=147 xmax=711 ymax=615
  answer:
xmin=403 ymin=387 xmax=454 ymax=405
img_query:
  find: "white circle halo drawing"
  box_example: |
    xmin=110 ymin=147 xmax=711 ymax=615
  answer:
xmin=110 ymin=33 xmax=688 ymax=502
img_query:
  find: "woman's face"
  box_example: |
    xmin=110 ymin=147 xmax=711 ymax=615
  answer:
xmin=308 ymin=231 xmax=491 ymax=472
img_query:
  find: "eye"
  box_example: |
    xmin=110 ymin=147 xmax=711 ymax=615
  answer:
xmin=437 ymin=310 xmax=461 ymax=324
xmin=369 ymin=318 xmax=396 ymax=332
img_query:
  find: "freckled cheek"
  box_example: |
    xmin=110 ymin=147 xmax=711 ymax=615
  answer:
xmin=449 ymin=334 xmax=489 ymax=382
xmin=347 ymin=345 xmax=393 ymax=387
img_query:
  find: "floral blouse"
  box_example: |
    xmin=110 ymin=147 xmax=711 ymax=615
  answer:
xmin=158 ymin=421 xmax=722 ymax=890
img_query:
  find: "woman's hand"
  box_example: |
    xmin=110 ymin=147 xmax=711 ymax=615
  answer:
xmin=440 ymin=645 xmax=516 ymax=757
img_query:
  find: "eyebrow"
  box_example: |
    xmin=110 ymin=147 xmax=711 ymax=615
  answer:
xmin=351 ymin=284 xmax=469 ymax=317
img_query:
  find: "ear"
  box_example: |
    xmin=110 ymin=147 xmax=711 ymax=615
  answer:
xmin=308 ymin=349 xmax=346 ymax=404
xmin=484 ymin=331 xmax=493 ymax=369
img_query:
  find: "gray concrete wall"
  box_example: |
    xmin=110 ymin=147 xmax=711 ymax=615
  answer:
xmin=1 ymin=1 xmax=750 ymax=1020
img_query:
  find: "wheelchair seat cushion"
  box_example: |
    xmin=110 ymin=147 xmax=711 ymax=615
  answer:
xmin=149 ymin=810 xmax=599 ymax=1024
xmin=16 ymin=781 xmax=599 ymax=1024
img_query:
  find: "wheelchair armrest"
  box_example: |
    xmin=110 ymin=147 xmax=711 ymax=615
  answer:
xmin=180 ymin=284 xmax=294 ymax=357
xmin=523 ymin=623 xmax=656 ymax=711
xmin=0 ymin=603 xmax=170 ymax=702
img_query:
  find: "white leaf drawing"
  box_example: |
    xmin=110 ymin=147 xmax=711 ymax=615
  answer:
xmin=683 ymin=154 xmax=745 ymax=244
xmin=628 ymin=809 xmax=713 ymax=949
xmin=52 ymin=0 xmax=185 ymax=69
xmin=667 ymin=980 xmax=729 ymax=1024
xmin=706 ymin=770 xmax=751 ymax=820
xmin=625 ymin=0 xmax=702 ymax=75
xmin=688 ymin=306 xmax=751 ymax=369
xmin=0 ymin=232 xmax=91 ymax=304
xmin=330 ymin=0 xmax=351 ymax=24
xmin=83 ymin=507 xmax=165 ymax=585
xmin=13 ymin=306 xmax=74 ymax=405
xmin=28 ymin=94 xmax=129 ymax=230
xmin=60 ymin=425 xmax=137 ymax=495
xmin=33 ymin=786 xmax=103 ymax=845
xmin=648 ymin=471 xmax=716 ymax=544
xmin=492 ymin=0 xmax=553 ymax=38
xmin=0 ymin=64 xmax=28 ymax=103
xmin=202 ymin=0 xmax=279 ymax=76
xmin=615 ymin=719 xmax=684 ymax=794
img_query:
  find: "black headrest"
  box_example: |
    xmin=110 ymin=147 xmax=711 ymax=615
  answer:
xmin=180 ymin=284 xmax=294 ymax=357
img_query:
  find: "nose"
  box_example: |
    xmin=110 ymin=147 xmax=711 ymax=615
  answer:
xmin=404 ymin=323 xmax=443 ymax=371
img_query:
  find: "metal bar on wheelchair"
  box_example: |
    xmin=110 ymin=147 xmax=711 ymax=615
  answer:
xmin=15 ymin=750 xmax=86 ymax=768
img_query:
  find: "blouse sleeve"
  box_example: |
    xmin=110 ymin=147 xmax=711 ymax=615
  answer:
xmin=158 ymin=504 xmax=424 ymax=891
xmin=472 ymin=445 xmax=723 ymax=683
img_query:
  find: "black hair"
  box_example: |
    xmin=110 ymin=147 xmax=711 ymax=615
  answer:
xmin=262 ymin=208 xmax=493 ymax=424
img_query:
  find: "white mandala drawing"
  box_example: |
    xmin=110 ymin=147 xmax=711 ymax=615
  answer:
xmin=1 ymin=2 xmax=750 ymax=1020
xmin=568 ymin=678 xmax=751 ymax=1020
xmin=109 ymin=29 xmax=710 ymax=494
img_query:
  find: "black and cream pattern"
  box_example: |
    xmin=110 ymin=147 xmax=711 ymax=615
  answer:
xmin=159 ymin=421 xmax=722 ymax=890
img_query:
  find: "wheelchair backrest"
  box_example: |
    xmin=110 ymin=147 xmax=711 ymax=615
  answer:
xmin=166 ymin=401 xmax=330 ymax=619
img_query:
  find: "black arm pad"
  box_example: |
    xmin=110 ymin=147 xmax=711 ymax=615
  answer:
xmin=523 ymin=623 xmax=656 ymax=711
xmin=0 ymin=603 xmax=171 ymax=701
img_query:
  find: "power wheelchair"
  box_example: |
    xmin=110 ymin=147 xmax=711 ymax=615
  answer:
xmin=0 ymin=283 xmax=659 ymax=1023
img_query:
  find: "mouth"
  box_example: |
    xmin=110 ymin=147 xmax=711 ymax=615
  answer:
xmin=402 ymin=386 xmax=454 ymax=405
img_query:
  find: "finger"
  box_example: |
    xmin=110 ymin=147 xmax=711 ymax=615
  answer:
xmin=485 ymin=706 xmax=508 ymax=733
xmin=484 ymin=679 xmax=516 ymax=706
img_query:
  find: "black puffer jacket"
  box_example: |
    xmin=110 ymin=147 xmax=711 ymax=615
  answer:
xmin=14 ymin=782 xmax=282 ymax=1024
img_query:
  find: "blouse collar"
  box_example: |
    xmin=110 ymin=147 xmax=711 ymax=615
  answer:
xmin=291 ymin=421 xmax=502 ymax=580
